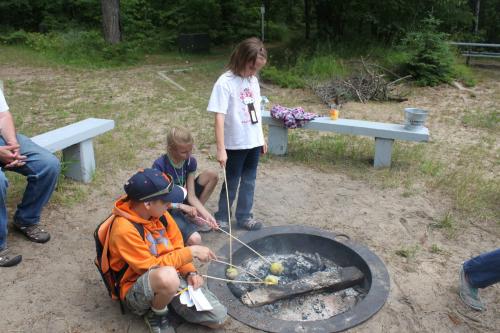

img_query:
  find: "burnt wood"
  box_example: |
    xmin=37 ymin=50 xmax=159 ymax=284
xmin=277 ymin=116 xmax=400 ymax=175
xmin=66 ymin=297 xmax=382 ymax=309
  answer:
xmin=241 ymin=266 xmax=364 ymax=307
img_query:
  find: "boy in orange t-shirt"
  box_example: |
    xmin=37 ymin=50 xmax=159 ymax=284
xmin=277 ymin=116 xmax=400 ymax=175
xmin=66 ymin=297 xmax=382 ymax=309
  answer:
xmin=108 ymin=168 xmax=227 ymax=333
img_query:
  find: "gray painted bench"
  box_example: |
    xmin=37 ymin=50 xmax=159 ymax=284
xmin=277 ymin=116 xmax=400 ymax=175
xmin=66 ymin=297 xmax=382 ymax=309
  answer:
xmin=31 ymin=118 xmax=115 ymax=183
xmin=261 ymin=110 xmax=429 ymax=168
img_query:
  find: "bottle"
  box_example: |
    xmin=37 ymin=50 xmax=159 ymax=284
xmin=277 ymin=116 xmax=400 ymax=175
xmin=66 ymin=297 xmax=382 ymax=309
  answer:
xmin=330 ymin=108 xmax=339 ymax=120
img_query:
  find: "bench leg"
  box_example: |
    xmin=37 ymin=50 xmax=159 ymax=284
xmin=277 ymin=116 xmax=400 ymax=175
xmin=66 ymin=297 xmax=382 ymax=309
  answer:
xmin=268 ymin=124 xmax=288 ymax=155
xmin=62 ymin=139 xmax=96 ymax=183
xmin=374 ymin=138 xmax=394 ymax=168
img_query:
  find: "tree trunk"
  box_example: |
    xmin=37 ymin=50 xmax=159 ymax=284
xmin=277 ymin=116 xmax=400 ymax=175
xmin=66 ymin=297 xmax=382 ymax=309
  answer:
xmin=304 ymin=0 xmax=310 ymax=39
xmin=101 ymin=0 xmax=121 ymax=44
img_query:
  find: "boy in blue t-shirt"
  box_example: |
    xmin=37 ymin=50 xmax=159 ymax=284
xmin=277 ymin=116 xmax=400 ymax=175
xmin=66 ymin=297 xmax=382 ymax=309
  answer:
xmin=153 ymin=127 xmax=218 ymax=245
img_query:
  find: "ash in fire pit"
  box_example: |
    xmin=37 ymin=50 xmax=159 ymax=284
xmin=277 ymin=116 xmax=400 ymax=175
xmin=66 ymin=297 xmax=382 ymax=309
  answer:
xmin=227 ymin=252 xmax=366 ymax=321
xmin=207 ymin=226 xmax=390 ymax=333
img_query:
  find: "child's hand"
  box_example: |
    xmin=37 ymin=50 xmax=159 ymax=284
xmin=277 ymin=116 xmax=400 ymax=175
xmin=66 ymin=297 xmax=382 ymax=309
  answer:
xmin=203 ymin=214 xmax=218 ymax=229
xmin=261 ymin=143 xmax=268 ymax=155
xmin=217 ymin=149 xmax=227 ymax=167
xmin=180 ymin=203 xmax=197 ymax=218
xmin=187 ymin=273 xmax=204 ymax=289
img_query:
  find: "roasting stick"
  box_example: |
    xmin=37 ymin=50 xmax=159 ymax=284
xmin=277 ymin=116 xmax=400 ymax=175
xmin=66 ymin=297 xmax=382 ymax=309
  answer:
xmin=211 ymin=258 xmax=263 ymax=281
xmin=222 ymin=166 xmax=233 ymax=267
xmin=197 ymin=215 xmax=272 ymax=265
xmin=202 ymin=274 xmax=268 ymax=284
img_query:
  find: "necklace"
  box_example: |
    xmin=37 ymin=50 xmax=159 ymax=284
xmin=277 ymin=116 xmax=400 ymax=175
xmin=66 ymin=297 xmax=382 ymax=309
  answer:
xmin=166 ymin=154 xmax=185 ymax=187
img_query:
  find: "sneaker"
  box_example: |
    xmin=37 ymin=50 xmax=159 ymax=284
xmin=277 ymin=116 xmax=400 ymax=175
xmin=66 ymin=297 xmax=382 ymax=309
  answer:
xmin=144 ymin=310 xmax=175 ymax=333
xmin=239 ymin=218 xmax=263 ymax=231
xmin=0 ymin=248 xmax=22 ymax=267
xmin=13 ymin=223 xmax=50 ymax=243
xmin=459 ymin=266 xmax=485 ymax=311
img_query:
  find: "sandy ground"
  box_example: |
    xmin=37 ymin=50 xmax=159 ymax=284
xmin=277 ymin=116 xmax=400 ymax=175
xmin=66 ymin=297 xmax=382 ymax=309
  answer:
xmin=0 ymin=62 xmax=499 ymax=333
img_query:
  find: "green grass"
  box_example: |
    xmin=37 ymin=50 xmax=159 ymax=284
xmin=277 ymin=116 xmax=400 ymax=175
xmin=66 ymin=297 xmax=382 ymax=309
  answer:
xmin=395 ymin=245 xmax=419 ymax=259
xmin=279 ymin=130 xmax=499 ymax=224
xmin=429 ymin=244 xmax=446 ymax=255
xmin=462 ymin=109 xmax=499 ymax=130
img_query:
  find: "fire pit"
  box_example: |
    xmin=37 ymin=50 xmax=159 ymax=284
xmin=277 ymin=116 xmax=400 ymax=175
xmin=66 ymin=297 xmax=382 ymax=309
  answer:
xmin=207 ymin=226 xmax=390 ymax=332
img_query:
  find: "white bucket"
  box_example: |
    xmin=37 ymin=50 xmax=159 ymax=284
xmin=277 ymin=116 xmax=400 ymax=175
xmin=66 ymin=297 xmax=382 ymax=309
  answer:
xmin=404 ymin=108 xmax=428 ymax=130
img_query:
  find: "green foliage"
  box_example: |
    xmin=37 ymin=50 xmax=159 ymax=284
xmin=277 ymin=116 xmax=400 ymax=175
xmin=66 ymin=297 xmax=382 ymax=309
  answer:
xmin=2 ymin=30 xmax=141 ymax=66
xmin=453 ymin=63 xmax=476 ymax=87
xmin=401 ymin=17 xmax=455 ymax=86
xmin=260 ymin=66 xmax=305 ymax=88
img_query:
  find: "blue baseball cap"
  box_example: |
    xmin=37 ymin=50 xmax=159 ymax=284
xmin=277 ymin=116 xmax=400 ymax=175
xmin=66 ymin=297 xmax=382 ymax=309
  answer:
xmin=124 ymin=168 xmax=186 ymax=203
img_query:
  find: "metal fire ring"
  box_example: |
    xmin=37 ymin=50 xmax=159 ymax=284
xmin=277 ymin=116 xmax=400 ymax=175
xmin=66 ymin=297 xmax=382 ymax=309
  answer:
xmin=207 ymin=225 xmax=390 ymax=333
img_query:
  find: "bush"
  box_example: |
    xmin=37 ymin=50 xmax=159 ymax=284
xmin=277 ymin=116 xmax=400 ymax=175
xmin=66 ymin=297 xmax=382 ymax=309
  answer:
xmin=260 ymin=66 xmax=305 ymax=88
xmin=0 ymin=29 xmax=30 ymax=45
xmin=2 ymin=30 xmax=142 ymax=66
xmin=401 ymin=17 xmax=455 ymax=86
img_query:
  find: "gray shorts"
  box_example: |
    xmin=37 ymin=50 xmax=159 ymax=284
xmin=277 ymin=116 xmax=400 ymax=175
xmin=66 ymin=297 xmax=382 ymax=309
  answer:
xmin=125 ymin=268 xmax=227 ymax=326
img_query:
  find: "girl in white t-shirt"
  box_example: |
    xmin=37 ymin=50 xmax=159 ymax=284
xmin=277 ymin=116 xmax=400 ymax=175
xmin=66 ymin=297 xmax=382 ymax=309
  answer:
xmin=207 ymin=37 xmax=267 ymax=231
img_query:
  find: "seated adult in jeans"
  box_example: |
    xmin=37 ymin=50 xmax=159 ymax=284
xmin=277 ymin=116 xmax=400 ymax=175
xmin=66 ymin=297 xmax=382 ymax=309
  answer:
xmin=459 ymin=248 xmax=500 ymax=311
xmin=0 ymin=86 xmax=60 ymax=267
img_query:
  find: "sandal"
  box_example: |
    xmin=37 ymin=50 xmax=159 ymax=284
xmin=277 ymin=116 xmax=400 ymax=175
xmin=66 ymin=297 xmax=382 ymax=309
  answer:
xmin=14 ymin=224 xmax=51 ymax=243
xmin=239 ymin=218 xmax=263 ymax=231
xmin=0 ymin=248 xmax=22 ymax=267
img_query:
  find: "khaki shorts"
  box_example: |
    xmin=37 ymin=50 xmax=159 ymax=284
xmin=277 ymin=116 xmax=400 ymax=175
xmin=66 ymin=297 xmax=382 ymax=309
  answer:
xmin=125 ymin=267 xmax=227 ymax=326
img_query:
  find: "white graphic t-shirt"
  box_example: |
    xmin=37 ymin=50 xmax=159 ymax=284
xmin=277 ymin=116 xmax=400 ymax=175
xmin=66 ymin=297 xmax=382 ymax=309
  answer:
xmin=0 ymin=87 xmax=8 ymax=113
xmin=207 ymin=71 xmax=265 ymax=150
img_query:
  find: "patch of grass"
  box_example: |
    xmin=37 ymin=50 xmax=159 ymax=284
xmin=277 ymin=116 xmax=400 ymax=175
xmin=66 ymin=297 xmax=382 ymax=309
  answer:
xmin=430 ymin=212 xmax=457 ymax=238
xmin=453 ymin=63 xmax=476 ymax=87
xmin=285 ymin=132 xmax=373 ymax=169
xmin=419 ymin=160 xmax=443 ymax=177
xmin=429 ymin=244 xmax=445 ymax=255
xmin=395 ymin=245 xmax=419 ymax=259
xmin=462 ymin=109 xmax=499 ymax=130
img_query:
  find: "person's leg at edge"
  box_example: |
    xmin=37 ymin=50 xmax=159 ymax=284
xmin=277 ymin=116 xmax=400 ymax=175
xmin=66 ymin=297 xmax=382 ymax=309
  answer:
xmin=0 ymin=170 xmax=9 ymax=251
xmin=235 ymin=146 xmax=261 ymax=229
xmin=459 ymin=248 xmax=500 ymax=311
xmin=214 ymin=149 xmax=247 ymax=224
xmin=194 ymin=171 xmax=218 ymax=204
xmin=5 ymin=135 xmax=60 ymax=239
xmin=0 ymin=170 xmax=22 ymax=267
xmin=464 ymin=249 xmax=500 ymax=289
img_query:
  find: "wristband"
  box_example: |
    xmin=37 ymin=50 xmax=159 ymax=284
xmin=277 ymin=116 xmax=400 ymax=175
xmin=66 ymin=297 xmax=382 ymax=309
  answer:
xmin=187 ymin=271 xmax=198 ymax=277
xmin=170 ymin=202 xmax=180 ymax=209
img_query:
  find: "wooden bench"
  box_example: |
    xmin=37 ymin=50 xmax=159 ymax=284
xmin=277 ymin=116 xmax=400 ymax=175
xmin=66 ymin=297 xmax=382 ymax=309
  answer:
xmin=261 ymin=110 xmax=429 ymax=168
xmin=31 ymin=118 xmax=115 ymax=183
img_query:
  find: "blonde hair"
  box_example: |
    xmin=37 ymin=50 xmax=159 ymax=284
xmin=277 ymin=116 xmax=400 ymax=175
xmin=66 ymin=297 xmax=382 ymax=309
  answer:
xmin=227 ymin=37 xmax=267 ymax=76
xmin=166 ymin=126 xmax=193 ymax=151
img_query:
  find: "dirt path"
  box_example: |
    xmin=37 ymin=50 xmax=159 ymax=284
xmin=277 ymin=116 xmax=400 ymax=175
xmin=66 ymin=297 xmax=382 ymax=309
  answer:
xmin=0 ymin=62 xmax=498 ymax=333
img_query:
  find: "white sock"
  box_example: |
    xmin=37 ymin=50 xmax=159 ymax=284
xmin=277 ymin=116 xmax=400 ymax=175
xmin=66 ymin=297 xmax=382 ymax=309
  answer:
xmin=151 ymin=304 xmax=169 ymax=315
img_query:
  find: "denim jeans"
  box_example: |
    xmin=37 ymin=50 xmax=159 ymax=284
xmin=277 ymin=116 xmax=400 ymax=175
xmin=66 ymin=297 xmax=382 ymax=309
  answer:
xmin=463 ymin=248 xmax=500 ymax=289
xmin=0 ymin=134 xmax=60 ymax=250
xmin=214 ymin=147 xmax=260 ymax=225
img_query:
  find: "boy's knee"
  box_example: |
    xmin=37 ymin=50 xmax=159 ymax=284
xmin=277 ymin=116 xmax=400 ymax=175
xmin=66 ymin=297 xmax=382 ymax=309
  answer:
xmin=150 ymin=266 xmax=179 ymax=294
xmin=187 ymin=232 xmax=202 ymax=245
